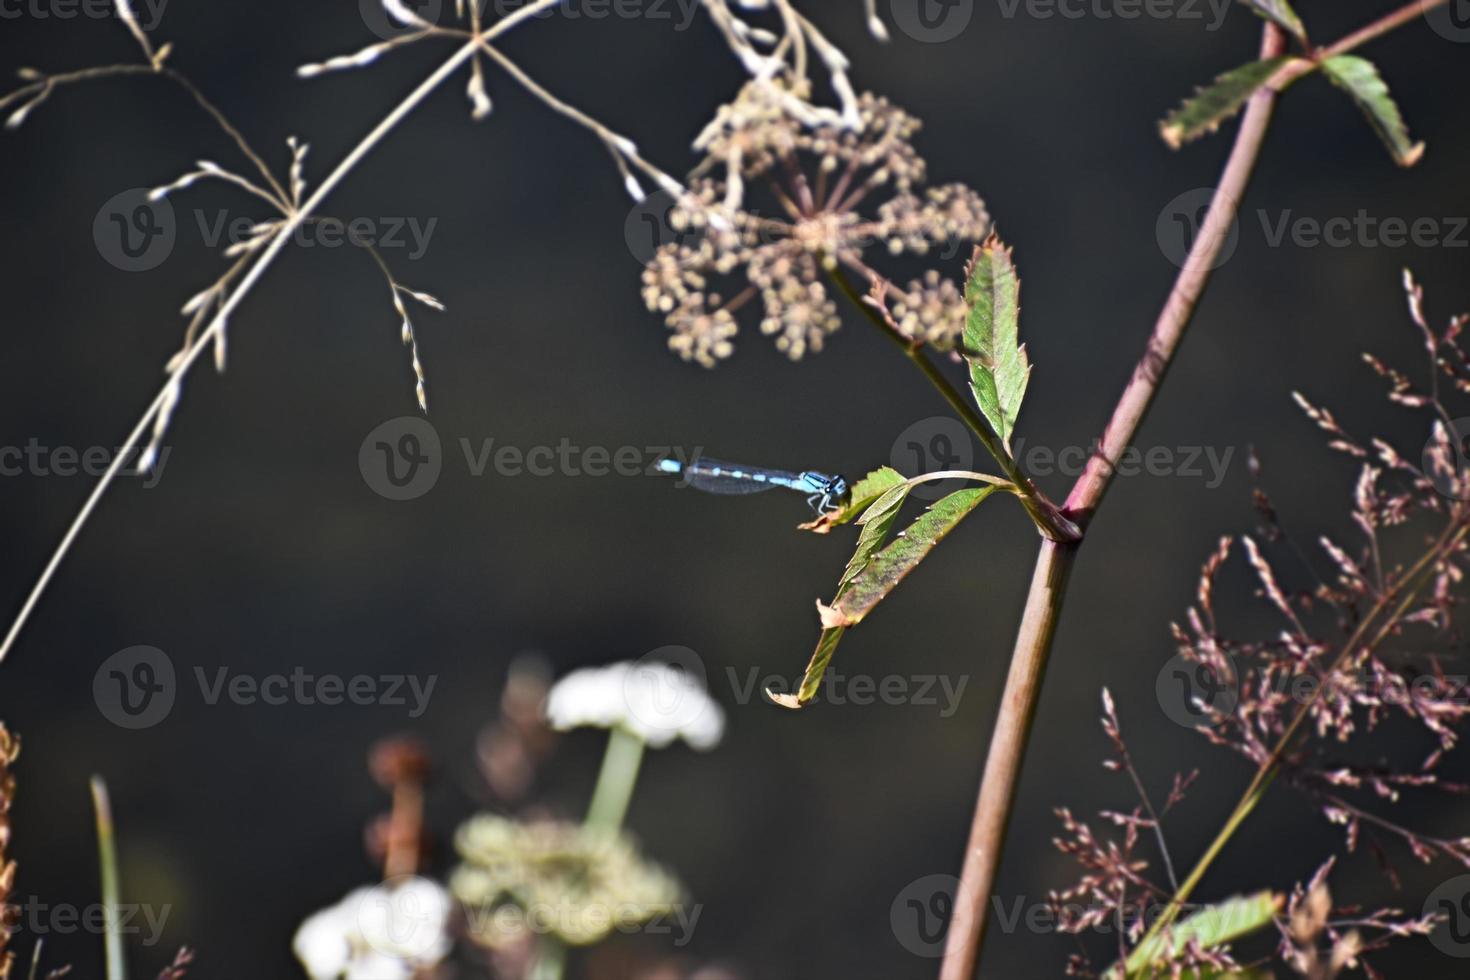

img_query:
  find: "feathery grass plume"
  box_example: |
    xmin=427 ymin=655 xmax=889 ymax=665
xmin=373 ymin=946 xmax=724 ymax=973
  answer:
xmin=641 ymin=86 xmax=989 ymax=365
xmin=1277 ymin=859 xmax=1435 ymax=979
xmin=153 ymin=948 xmax=194 ymax=980
xmin=1053 ymin=274 xmax=1470 ymax=978
xmin=0 ymin=725 xmax=16 ymax=980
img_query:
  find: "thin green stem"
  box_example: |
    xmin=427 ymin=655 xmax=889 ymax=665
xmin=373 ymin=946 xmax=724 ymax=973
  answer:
xmin=529 ymin=940 xmax=567 ymax=980
xmin=584 ymin=725 xmax=647 ymax=833
xmin=1126 ymin=517 xmax=1470 ymax=971
xmin=90 ymin=775 xmax=126 ymax=980
xmin=827 ymin=264 xmax=1079 ymax=543
xmin=529 ymin=726 xmax=648 ymax=980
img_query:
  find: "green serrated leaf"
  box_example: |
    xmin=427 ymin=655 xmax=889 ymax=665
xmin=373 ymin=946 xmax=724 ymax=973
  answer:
xmin=1234 ymin=0 xmax=1307 ymax=45
xmin=1160 ymin=57 xmax=1297 ymax=149
xmin=829 ymin=486 xmax=997 ymax=627
xmin=1319 ymin=55 xmax=1425 ymax=168
xmin=769 ymin=627 xmax=845 ymax=709
xmin=1121 ymin=892 xmax=1281 ymax=977
xmin=963 ymin=236 xmax=1030 ymax=453
xmin=800 ymin=466 xmax=906 ymax=534
xmin=838 ymin=484 xmax=913 ymax=593
xmin=773 ymin=482 xmax=913 ymax=708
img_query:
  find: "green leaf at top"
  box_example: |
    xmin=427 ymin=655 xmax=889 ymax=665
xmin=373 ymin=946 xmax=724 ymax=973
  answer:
xmin=1159 ymin=57 xmax=1297 ymax=149
xmin=799 ymin=466 xmax=905 ymax=535
xmin=771 ymin=481 xmax=912 ymax=709
xmin=963 ymin=236 xmax=1030 ymax=454
xmin=1319 ymin=55 xmax=1425 ymax=168
xmin=1234 ymin=0 xmax=1307 ymax=46
xmin=826 ymin=486 xmax=997 ymax=628
xmin=1119 ymin=892 xmax=1282 ymax=978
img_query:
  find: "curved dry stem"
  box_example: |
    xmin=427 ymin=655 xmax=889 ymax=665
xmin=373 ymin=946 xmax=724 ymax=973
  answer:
xmin=0 ymin=0 xmax=564 ymax=663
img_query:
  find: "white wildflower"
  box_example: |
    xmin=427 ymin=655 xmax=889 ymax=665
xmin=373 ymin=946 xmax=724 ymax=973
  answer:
xmin=292 ymin=877 xmax=453 ymax=980
xmin=545 ymin=660 xmax=725 ymax=750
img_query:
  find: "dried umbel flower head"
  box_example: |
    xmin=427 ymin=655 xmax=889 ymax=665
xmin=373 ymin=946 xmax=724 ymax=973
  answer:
xmin=450 ymin=815 xmax=683 ymax=948
xmin=642 ymin=82 xmax=989 ymax=366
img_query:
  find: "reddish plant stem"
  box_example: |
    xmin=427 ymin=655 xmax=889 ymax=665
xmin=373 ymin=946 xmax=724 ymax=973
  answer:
xmin=941 ymin=0 xmax=1452 ymax=973
xmin=938 ymin=22 xmax=1290 ymax=980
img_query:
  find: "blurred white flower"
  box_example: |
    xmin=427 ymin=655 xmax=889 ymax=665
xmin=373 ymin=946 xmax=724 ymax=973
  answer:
xmin=293 ymin=876 xmax=453 ymax=980
xmin=545 ymin=659 xmax=725 ymax=750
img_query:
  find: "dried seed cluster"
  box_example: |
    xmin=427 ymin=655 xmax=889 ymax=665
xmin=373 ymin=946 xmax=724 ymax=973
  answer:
xmin=642 ymin=82 xmax=989 ymax=366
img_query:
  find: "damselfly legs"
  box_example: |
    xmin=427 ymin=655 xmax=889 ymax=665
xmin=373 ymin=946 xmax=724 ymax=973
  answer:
xmin=658 ymin=457 xmax=850 ymax=514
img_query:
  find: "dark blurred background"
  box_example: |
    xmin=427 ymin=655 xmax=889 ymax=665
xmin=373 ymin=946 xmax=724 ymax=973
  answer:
xmin=1 ymin=0 xmax=1468 ymax=976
